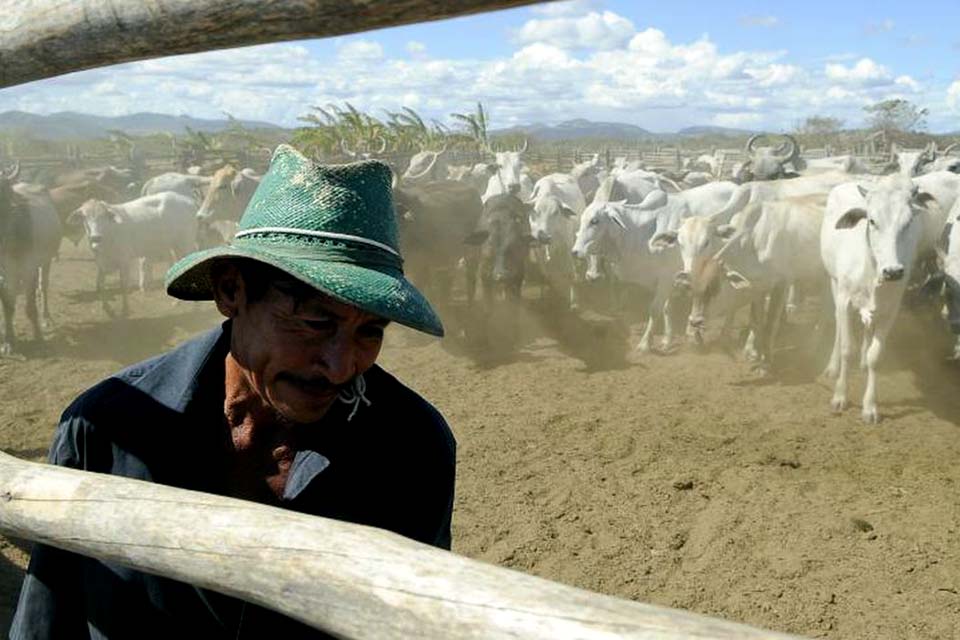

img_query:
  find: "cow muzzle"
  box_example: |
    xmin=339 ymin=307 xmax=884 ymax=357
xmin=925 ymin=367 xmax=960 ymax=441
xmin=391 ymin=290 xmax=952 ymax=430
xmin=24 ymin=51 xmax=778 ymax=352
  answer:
xmin=881 ymin=266 xmax=905 ymax=282
xmin=507 ymin=183 xmax=520 ymax=195
xmin=674 ymin=271 xmax=691 ymax=289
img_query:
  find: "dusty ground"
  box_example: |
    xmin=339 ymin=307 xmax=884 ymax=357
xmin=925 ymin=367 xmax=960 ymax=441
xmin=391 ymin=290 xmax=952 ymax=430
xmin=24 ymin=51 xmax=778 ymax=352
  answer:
xmin=2 ymin=243 xmax=959 ymax=639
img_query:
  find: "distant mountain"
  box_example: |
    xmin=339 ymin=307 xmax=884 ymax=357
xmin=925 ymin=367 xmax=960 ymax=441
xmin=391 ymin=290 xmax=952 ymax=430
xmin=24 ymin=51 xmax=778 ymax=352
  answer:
xmin=0 ymin=111 xmax=284 ymax=140
xmin=676 ymin=125 xmax=756 ymax=137
xmin=492 ymin=118 xmax=654 ymax=141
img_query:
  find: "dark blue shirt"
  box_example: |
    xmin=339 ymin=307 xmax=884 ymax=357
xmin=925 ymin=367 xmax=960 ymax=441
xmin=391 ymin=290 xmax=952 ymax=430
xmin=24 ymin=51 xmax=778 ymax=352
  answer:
xmin=10 ymin=322 xmax=456 ymax=639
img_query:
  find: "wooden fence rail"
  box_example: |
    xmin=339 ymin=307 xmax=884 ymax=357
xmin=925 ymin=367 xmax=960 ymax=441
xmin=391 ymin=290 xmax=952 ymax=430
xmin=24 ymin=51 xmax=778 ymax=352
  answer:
xmin=0 ymin=451 xmax=805 ymax=639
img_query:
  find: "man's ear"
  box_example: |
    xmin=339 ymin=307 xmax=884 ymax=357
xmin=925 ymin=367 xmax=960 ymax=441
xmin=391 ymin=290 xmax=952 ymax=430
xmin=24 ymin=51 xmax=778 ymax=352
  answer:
xmin=211 ymin=261 xmax=245 ymax=318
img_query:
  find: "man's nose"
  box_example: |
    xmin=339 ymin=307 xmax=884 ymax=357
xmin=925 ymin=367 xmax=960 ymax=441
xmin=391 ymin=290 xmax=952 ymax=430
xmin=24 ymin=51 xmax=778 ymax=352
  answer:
xmin=316 ymin=335 xmax=358 ymax=385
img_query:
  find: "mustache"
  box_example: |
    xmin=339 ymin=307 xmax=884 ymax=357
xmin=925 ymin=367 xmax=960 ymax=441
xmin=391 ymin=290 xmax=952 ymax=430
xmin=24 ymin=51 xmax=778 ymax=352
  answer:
xmin=277 ymin=373 xmax=347 ymax=394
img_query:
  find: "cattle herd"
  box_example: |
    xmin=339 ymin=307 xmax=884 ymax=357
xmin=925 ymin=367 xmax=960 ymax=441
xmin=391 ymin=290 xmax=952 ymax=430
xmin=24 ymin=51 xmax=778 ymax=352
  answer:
xmin=2 ymin=133 xmax=960 ymax=426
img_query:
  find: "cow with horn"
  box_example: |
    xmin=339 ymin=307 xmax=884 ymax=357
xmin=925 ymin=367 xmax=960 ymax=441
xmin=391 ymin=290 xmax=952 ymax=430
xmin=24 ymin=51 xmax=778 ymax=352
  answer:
xmin=733 ymin=133 xmax=805 ymax=183
xmin=339 ymin=135 xmax=388 ymax=160
xmin=480 ymin=138 xmax=534 ymax=202
xmin=401 ymin=143 xmax=448 ymax=185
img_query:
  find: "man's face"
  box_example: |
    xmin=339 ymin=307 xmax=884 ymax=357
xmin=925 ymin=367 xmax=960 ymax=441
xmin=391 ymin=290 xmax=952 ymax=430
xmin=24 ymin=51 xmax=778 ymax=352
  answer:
xmin=215 ymin=264 xmax=388 ymax=424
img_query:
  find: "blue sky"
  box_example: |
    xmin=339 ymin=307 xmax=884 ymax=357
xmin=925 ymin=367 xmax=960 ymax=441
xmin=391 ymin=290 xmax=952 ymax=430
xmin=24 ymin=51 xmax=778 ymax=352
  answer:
xmin=2 ymin=0 xmax=959 ymax=132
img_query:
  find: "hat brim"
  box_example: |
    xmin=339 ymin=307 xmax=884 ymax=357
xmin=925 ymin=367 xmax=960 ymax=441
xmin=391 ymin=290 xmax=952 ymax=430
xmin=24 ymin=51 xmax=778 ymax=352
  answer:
xmin=165 ymin=245 xmax=444 ymax=337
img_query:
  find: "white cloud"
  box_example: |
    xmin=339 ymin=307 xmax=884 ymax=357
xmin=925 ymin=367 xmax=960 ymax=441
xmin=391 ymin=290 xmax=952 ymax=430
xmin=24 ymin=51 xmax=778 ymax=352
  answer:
xmin=406 ymin=41 xmax=427 ymax=56
xmin=336 ymin=40 xmax=383 ymax=62
xmin=0 ymin=8 xmax=953 ymax=133
xmin=713 ymin=112 xmax=763 ymax=127
xmin=948 ymin=80 xmax=960 ymax=111
xmin=529 ymin=0 xmax=600 ymax=16
xmin=515 ymin=11 xmax=635 ymax=50
xmin=894 ymin=75 xmax=921 ymax=92
xmin=865 ymin=18 xmax=895 ymax=34
xmin=824 ymin=57 xmax=892 ymax=86
xmin=739 ymin=15 xmax=780 ymax=28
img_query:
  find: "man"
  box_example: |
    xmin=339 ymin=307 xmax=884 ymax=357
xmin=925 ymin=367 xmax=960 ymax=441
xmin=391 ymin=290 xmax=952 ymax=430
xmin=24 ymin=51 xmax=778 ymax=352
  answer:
xmin=10 ymin=146 xmax=456 ymax=638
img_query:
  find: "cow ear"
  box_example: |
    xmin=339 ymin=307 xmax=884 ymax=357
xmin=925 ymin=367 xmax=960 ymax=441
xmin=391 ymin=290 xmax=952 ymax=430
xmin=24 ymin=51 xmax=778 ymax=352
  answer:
xmin=608 ymin=209 xmax=627 ymax=230
xmin=463 ymin=230 xmax=489 ymax=246
xmin=835 ymin=208 xmax=867 ymax=229
xmin=724 ymin=268 xmax=751 ymax=290
xmin=715 ymin=224 xmax=737 ymax=239
xmin=650 ymin=231 xmax=678 ymax=248
xmin=914 ymin=191 xmax=938 ymax=209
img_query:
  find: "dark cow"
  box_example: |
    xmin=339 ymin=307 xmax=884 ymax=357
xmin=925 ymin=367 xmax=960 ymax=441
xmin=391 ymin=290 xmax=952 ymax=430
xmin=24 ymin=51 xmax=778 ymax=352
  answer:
xmin=54 ymin=165 xmax=139 ymax=198
xmin=1 ymin=163 xmax=62 ymax=354
xmin=393 ymin=180 xmax=484 ymax=305
xmin=466 ymin=193 xmax=534 ymax=301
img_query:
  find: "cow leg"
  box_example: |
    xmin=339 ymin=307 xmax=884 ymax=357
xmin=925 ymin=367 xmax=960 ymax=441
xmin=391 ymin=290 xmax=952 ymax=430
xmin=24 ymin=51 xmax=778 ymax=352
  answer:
xmin=39 ymin=260 xmax=53 ymax=329
xmin=861 ymin=313 xmax=896 ymax=424
xmin=756 ymin=284 xmax=787 ymax=374
xmin=138 ymin=257 xmax=148 ymax=293
xmin=743 ymin=299 xmax=763 ymax=361
xmin=822 ymin=279 xmax=842 ymax=378
xmin=24 ymin=267 xmax=41 ymax=343
xmin=464 ymin=252 xmax=479 ymax=306
xmin=952 ymin=335 xmax=960 ymax=362
xmin=785 ymin=283 xmax=798 ymax=316
xmin=119 ymin=265 xmax=130 ymax=317
xmin=96 ymin=265 xmax=113 ymax=318
xmin=0 ymin=285 xmax=14 ymax=355
xmin=830 ymin=293 xmax=853 ymax=413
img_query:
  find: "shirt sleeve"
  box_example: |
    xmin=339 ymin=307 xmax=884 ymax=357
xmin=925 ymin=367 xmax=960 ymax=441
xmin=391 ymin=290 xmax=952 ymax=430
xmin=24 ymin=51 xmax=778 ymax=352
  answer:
xmin=8 ymin=415 xmax=96 ymax=640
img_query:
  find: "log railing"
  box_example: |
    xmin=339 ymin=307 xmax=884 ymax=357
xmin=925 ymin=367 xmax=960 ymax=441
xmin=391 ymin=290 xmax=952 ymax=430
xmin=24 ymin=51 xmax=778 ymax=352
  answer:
xmin=0 ymin=451 xmax=805 ymax=639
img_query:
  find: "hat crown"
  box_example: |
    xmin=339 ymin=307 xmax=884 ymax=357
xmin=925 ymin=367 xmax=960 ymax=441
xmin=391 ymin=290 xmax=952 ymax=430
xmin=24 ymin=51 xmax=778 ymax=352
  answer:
xmin=239 ymin=145 xmax=399 ymax=254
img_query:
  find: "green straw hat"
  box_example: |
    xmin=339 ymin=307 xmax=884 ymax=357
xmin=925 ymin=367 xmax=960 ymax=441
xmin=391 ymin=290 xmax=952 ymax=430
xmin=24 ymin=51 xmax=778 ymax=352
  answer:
xmin=165 ymin=144 xmax=443 ymax=337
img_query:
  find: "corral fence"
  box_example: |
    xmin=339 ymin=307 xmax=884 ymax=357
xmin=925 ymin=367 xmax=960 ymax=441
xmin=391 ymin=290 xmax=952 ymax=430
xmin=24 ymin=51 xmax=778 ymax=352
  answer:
xmin=1 ymin=0 xmax=823 ymax=637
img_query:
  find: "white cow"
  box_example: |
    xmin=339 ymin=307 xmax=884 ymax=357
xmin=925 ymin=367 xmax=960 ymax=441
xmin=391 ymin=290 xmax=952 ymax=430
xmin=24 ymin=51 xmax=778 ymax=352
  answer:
xmin=481 ymin=142 xmax=532 ymax=202
xmin=571 ymin=197 xmax=683 ymax=352
xmin=141 ymin=172 xmax=212 ymax=202
xmin=526 ymin=174 xmax=586 ymax=307
xmin=940 ymin=202 xmax=960 ymax=359
xmin=675 ymin=195 xmax=826 ymax=370
xmin=68 ymin=192 xmax=198 ymax=317
xmin=821 ymin=177 xmax=941 ymax=423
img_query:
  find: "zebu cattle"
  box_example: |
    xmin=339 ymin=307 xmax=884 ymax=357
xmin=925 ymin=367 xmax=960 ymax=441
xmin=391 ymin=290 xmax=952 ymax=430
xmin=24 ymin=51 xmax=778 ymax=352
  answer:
xmin=0 ymin=165 xmax=61 ymax=354
xmin=466 ymin=193 xmax=533 ymax=301
xmin=48 ymin=180 xmax=121 ymax=241
xmin=526 ymin=174 xmax=586 ymax=307
xmin=571 ymin=197 xmax=683 ymax=352
xmin=821 ymin=177 xmax=942 ymax=423
xmin=481 ymin=140 xmax=532 ymax=202
xmin=401 ymin=146 xmax=447 ymax=185
xmin=684 ymin=151 xmax=725 ymax=178
xmin=141 ymin=172 xmax=212 ymax=202
xmin=53 ymin=165 xmax=138 ymax=196
xmin=393 ymin=180 xmax=484 ymax=305
xmin=341 ymin=136 xmax=387 ymax=161
xmin=801 ymin=155 xmax=873 ymax=176
xmin=68 ymin=193 xmax=198 ymax=317
xmin=448 ymin=163 xmax=494 ymax=195
xmin=672 ymin=195 xmax=826 ymax=371
xmin=570 ymin=154 xmax=603 ymax=202
xmin=940 ymin=200 xmax=960 ymax=359
xmin=194 ymin=165 xmax=261 ymax=248
xmin=733 ymin=134 xmax=805 ymax=183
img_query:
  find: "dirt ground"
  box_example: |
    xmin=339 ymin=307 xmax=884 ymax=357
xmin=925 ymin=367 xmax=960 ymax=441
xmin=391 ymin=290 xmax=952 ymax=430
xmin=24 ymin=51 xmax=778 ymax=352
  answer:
xmin=2 ymin=242 xmax=959 ymax=639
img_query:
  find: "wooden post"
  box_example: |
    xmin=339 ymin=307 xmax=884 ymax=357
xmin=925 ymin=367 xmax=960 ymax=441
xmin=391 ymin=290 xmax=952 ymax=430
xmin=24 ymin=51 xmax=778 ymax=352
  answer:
xmin=0 ymin=452 xmax=805 ymax=640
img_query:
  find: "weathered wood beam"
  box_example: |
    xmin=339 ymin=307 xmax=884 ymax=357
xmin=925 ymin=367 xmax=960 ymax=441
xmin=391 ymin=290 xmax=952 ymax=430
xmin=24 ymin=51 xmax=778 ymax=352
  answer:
xmin=0 ymin=0 xmax=546 ymax=89
xmin=0 ymin=451 xmax=806 ymax=639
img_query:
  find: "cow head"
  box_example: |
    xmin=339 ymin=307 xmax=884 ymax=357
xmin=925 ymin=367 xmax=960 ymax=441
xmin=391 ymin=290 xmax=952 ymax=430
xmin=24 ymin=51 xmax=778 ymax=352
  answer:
xmin=472 ymin=193 xmax=533 ymax=292
xmin=528 ymin=194 xmax=577 ymax=247
xmin=401 ymin=144 xmax=447 ymax=184
xmin=484 ymin=139 xmax=528 ymax=196
xmin=67 ymin=199 xmax=123 ymax=253
xmin=837 ymin=179 xmax=939 ymax=283
xmin=740 ymin=134 xmax=802 ymax=182
xmin=197 ymin=165 xmax=261 ymax=222
xmin=571 ymin=200 xmax=632 ymax=275
xmin=340 ymin=136 xmax=388 ymax=160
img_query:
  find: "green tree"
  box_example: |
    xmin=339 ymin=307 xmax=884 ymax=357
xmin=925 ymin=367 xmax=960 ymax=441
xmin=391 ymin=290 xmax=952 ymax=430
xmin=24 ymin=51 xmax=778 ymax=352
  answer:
xmin=863 ymin=99 xmax=928 ymax=135
xmin=796 ymin=115 xmax=843 ymax=136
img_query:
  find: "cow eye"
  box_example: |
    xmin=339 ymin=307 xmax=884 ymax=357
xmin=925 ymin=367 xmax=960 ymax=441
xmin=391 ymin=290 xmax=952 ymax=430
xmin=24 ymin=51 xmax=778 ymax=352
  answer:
xmin=869 ymin=219 xmax=877 ymax=228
